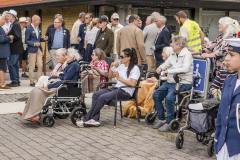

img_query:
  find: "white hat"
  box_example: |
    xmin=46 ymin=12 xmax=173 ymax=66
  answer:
xmin=224 ymin=38 xmax=240 ymax=53
xmin=8 ymin=9 xmax=17 ymax=18
xmin=19 ymin=17 xmax=27 ymax=23
xmin=2 ymin=11 xmax=9 ymax=16
xmin=111 ymin=13 xmax=119 ymax=19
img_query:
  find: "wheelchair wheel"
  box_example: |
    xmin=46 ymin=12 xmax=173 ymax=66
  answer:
xmin=145 ymin=112 xmax=156 ymax=125
xmin=176 ymin=133 xmax=184 ymax=149
xmin=70 ymin=107 xmax=86 ymax=125
xmin=207 ymin=140 xmax=214 ymax=157
xmin=196 ymin=133 xmax=204 ymax=142
xmin=42 ymin=115 xmax=55 ymax=127
xmin=169 ymin=119 xmax=180 ymax=132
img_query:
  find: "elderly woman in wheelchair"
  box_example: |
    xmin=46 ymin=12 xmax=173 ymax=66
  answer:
xmin=76 ymin=48 xmax=140 ymax=127
xmin=152 ymin=36 xmax=193 ymax=132
xmin=21 ymin=48 xmax=80 ymax=123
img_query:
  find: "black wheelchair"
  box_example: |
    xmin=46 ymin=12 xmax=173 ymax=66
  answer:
xmin=41 ymin=61 xmax=91 ymax=127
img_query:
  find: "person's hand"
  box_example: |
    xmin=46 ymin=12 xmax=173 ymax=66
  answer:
xmin=201 ymin=53 xmax=209 ymax=59
xmin=77 ymin=37 xmax=81 ymax=42
xmin=9 ymin=35 xmax=14 ymax=40
xmin=113 ymin=72 xmax=119 ymax=79
xmin=34 ymin=42 xmax=41 ymax=47
xmin=156 ymin=67 xmax=161 ymax=74
xmin=111 ymin=61 xmax=120 ymax=68
xmin=44 ymin=36 xmax=48 ymax=41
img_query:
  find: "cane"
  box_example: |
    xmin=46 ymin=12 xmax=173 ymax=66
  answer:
xmin=43 ymin=41 xmax=47 ymax=75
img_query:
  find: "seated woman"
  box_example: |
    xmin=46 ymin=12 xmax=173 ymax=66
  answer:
xmin=21 ymin=48 xmax=80 ymax=122
xmin=153 ymin=36 xmax=193 ymax=132
xmin=82 ymin=48 xmax=109 ymax=93
xmin=35 ymin=48 xmax=68 ymax=88
xmin=77 ymin=48 xmax=140 ymax=127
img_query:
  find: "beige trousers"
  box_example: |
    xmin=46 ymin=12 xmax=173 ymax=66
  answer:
xmin=146 ymin=55 xmax=156 ymax=71
xmin=28 ymin=49 xmax=43 ymax=83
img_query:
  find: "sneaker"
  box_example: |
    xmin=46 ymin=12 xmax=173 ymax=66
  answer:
xmin=84 ymin=119 xmax=101 ymax=127
xmin=22 ymin=73 xmax=29 ymax=78
xmin=7 ymin=82 xmax=20 ymax=87
xmin=0 ymin=85 xmax=11 ymax=89
xmin=159 ymin=123 xmax=170 ymax=132
xmin=76 ymin=120 xmax=85 ymax=128
xmin=30 ymin=82 xmax=35 ymax=87
xmin=152 ymin=120 xmax=167 ymax=129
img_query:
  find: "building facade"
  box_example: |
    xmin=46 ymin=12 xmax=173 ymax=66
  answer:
xmin=0 ymin=0 xmax=240 ymax=40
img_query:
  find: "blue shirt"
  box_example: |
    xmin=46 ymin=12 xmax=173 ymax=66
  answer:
xmin=52 ymin=27 xmax=64 ymax=49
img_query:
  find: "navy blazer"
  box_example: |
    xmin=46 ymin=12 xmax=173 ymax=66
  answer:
xmin=0 ymin=27 xmax=11 ymax=58
xmin=154 ymin=26 xmax=171 ymax=55
xmin=78 ymin=23 xmax=87 ymax=49
xmin=215 ymin=74 xmax=240 ymax=157
xmin=47 ymin=27 xmax=70 ymax=51
xmin=8 ymin=21 xmax=24 ymax=54
xmin=48 ymin=60 xmax=80 ymax=89
xmin=25 ymin=25 xmax=43 ymax=53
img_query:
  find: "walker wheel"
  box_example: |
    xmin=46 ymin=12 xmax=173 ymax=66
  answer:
xmin=169 ymin=120 xmax=180 ymax=132
xmin=70 ymin=107 xmax=85 ymax=125
xmin=207 ymin=140 xmax=214 ymax=157
xmin=42 ymin=115 xmax=55 ymax=127
xmin=145 ymin=112 xmax=156 ymax=125
xmin=176 ymin=133 xmax=184 ymax=149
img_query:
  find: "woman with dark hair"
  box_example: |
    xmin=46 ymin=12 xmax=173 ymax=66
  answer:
xmin=77 ymin=48 xmax=140 ymax=127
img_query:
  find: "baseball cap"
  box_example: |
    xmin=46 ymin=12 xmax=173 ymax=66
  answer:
xmin=111 ymin=13 xmax=119 ymax=19
xmin=19 ymin=17 xmax=27 ymax=23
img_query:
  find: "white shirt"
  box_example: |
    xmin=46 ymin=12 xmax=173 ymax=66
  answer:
xmin=21 ymin=27 xmax=27 ymax=50
xmin=2 ymin=22 xmax=11 ymax=34
xmin=85 ymin=26 xmax=99 ymax=45
xmin=31 ymin=24 xmax=39 ymax=39
xmin=159 ymin=47 xmax=193 ymax=84
xmin=115 ymin=64 xmax=140 ymax=96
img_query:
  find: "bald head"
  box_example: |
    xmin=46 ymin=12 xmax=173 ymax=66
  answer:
xmin=32 ymin=15 xmax=41 ymax=27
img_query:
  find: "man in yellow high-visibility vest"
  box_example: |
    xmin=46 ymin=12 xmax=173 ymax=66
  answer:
xmin=174 ymin=10 xmax=205 ymax=54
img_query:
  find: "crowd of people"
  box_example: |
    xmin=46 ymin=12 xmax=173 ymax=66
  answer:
xmin=0 ymin=8 xmax=240 ymax=160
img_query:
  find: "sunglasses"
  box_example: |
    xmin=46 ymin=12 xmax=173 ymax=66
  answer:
xmin=119 ymin=55 xmax=127 ymax=59
xmin=113 ymin=18 xmax=119 ymax=21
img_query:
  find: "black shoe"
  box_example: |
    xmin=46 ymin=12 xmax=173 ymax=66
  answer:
xmin=7 ymin=82 xmax=20 ymax=87
xmin=30 ymin=83 xmax=35 ymax=87
xmin=22 ymin=73 xmax=29 ymax=78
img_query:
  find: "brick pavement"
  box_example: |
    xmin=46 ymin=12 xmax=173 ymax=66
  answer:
xmin=0 ymin=104 xmax=216 ymax=160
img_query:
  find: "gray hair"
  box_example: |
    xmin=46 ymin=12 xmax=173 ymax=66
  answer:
xmin=55 ymin=48 xmax=67 ymax=56
xmin=151 ymin=12 xmax=161 ymax=22
xmin=155 ymin=14 xmax=167 ymax=24
xmin=172 ymin=35 xmax=187 ymax=48
xmin=219 ymin=16 xmax=240 ymax=38
xmin=79 ymin=12 xmax=86 ymax=18
xmin=67 ymin=48 xmax=81 ymax=60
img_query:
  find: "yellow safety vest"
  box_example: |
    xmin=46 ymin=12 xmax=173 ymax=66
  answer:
xmin=181 ymin=19 xmax=202 ymax=53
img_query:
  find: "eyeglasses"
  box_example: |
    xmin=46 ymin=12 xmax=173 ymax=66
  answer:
xmin=113 ymin=18 xmax=119 ymax=21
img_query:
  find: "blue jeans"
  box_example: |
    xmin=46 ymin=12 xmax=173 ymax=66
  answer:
xmin=7 ymin=54 xmax=20 ymax=83
xmin=153 ymin=82 xmax=192 ymax=123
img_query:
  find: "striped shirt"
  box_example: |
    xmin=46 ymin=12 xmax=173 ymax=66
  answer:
xmin=52 ymin=27 xmax=64 ymax=49
xmin=210 ymin=69 xmax=236 ymax=92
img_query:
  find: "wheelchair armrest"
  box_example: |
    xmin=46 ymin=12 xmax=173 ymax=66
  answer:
xmin=118 ymin=85 xmax=141 ymax=89
xmin=97 ymin=82 xmax=117 ymax=90
xmin=173 ymin=73 xmax=185 ymax=83
xmin=62 ymin=80 xmax=81 ymax=84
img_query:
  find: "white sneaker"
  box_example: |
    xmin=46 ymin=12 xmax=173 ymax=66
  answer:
xmin=76 ymin=120 xmax=84 ymax=128
xmin=84 ymin=119 xmax=101 ymax=127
